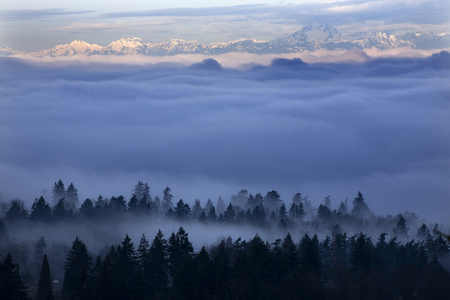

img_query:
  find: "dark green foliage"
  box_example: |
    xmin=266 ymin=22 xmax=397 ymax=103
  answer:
xmin=36 ymin=254 xmax=54 ymax=300
xmin=62 ymin=237 xmax=92 ymax=300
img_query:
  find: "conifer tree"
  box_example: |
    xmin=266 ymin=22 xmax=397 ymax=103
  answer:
xmin=0 ymin=253 xmax=28 ymax=300
xmin=62 ymin=237 xmax=92 ymax=300
xmin=149 ymin=230 xmax=168 ymax=294
xmin=36 ymin=254 xmax=54 ymax=300
xmin=30 ymin=196 xmax=52 ymax=222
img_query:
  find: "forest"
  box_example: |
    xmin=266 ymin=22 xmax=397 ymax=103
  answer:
xmin=1 ymin=180 xmax=449 ymax=299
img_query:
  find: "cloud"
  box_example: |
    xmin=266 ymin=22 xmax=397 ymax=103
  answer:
xmin=0 ymin=9 xmax=93 ymax=21
xmin=0 ymin=52 xmax=449 ymax=223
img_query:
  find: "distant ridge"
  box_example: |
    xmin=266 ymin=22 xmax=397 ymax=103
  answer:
xmin=2 ymin=24 xmax=449 ymax=57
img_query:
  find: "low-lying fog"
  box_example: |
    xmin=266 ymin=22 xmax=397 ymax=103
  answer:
xmin=0 ymin=50 xmax=449 ymax=223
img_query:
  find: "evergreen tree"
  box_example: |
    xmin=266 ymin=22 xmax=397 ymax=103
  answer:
xmin=133 ymin=181 xmax=151 ymax=202
xmin=36 ymin=254 xmax=54 ymax=300
xmin=62 ymin=237 xmax=92 ymax=300
xmin=207 ymin=206 xmax=217 ymax=222
xmin=392 ymin=214 xmax=409 ymax=237
xmin=0 ymin=253 xmax=28 ymax=300
xmin=191 ymin=199 xmax=203 ymax=219
xmin=222 ymin=203 xmax=236 ymax=223
xmin=264 ymin=190 xmax=282 ymax=212
xmin=53 ymin=198 xmax=71 ymax=222
xmin=52 ymin=180 xmax=65 ymax=205
xmin=109 ymin=196 xmax=126 ymax=213
xmin=30 ymin=196 xmax=52 ymax=222
xmin=78 ymin=199 xmax=95 ymax=219
xmin=115 ymin=234 xmax=138 ymax=299
xmin=136 ymin=234 xmax=151 ymax=296
xmin=173 ymin=199 xmax=191 ymax=220
xmin=65 ymin=183 xmax=79 ymax=212
xmin=416 ymin=223 xmax=431 ymax=240
xmin=351 ymin=191 xmax=370 ymax=218
xmin=162 ymin=186 xmax=173 ymax=213
xmin=5 ymin=199 xmax=28 ymax=223
xmin=168 ymin=227 xmax=194 ymax=277
xmin=127 ymin=194 xmax=140 ymax=214
xmin=98 ymin=246 xmax=118 ymax=300
xmin=149 ymin=230 xmax=168 ymax=294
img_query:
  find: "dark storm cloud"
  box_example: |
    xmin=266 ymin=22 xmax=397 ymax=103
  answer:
xmin=0 ymin=52 xmax=449 ymax=222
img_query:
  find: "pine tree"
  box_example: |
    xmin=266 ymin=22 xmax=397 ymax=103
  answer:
xmin=162 ymin=186 xmax=173 ymax=213
xmin=52 ymin=180 xmax=65 ymax=206
xmin=30 ymin=196 xmax=52 ymax=222
xmin=168 ymin=227 xmax=194 ymax=277
xmin=351 ymin=191 xmax=370 ymax=218
xmin=78 ymin=199 xmax=95 ymax=219
xmin=149 ymin=230 xmax=168 ymax=294
xmin=115 ymin=234 xmax=138 ymax=299
xmin=36 ymin=254 xmax=54 ymax=300
xmin=65 ymin=183 xmax=79 ymax=212
xmin=5 ymin=199 xmax=28 ymax=223
xmin=0 ymin=253 xmax=28 ymax=300
xmin=62 ymin=237 xmax=92 ymax=300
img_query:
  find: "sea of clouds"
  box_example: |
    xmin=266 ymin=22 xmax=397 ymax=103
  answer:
xmin=0 ymin=50 xmax=449 ymax=223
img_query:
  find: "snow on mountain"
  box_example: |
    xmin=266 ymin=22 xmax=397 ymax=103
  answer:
xmin=105 ymin=37 xmax=148 ymax=55
xmin=5 ymin=24 xmax=448 ymax=58
xmin=35 ymin=40 xmax=103 ymax=57
xmin=350 ymin=32 xmax=415 ymax=49
xmin=0 ymin=47 xmax=26 ymax=56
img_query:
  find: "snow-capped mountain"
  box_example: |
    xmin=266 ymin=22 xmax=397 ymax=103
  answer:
xmin=3 ymin=24 xmax=448 ymax=57
xmin=36 ymin=40 xmax=103 ymax=57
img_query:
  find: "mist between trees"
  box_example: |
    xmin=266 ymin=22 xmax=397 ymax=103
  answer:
xmin=1 ymin=180 xmax=450 ymax=299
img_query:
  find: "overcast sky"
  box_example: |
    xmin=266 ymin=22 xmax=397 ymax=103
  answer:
xmin=1 ymin=52 xmax=449 ymax=223
xmin=1 ymin=0 xmax=449 ymax=51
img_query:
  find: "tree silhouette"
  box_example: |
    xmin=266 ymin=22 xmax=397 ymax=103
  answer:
xmin=0 ymin=253 xmax=28 ymax=300
xmin=62 ymin=237 xmax=92 ymax=300
xmin=36 ymin=254 xmax=54 ymax=300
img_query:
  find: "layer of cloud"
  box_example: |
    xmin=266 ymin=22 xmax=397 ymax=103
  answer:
xmin=0 ymin=52 xmax=449 ymax=222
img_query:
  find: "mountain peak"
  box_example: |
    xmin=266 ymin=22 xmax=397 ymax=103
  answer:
xmin=5 ymin=24 xmax=447 ymax=58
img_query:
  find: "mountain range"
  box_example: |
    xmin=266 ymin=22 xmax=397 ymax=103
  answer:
xmin=2 ymin=24 xmax=449 ymax=57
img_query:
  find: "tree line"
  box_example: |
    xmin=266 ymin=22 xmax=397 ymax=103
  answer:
xmin=1 ymin=180 xmax=450 ymax=299
xmin=2 ymin=226 xmax=450 ymax=300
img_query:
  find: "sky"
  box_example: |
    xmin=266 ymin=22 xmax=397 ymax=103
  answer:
xmin=1 ymin=0 xmax=449 ymax=51
xmin=0 ymin=0 xmax=449 ymax=224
